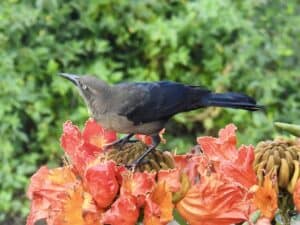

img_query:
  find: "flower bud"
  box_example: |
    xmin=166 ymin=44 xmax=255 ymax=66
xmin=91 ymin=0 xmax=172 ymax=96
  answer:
xmin=254 ymin=138 xmax=300 ymax=193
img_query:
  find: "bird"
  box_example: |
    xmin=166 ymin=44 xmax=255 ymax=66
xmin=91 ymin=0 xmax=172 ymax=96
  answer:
xmin=60 ymin=73 xmax=263 ymax=167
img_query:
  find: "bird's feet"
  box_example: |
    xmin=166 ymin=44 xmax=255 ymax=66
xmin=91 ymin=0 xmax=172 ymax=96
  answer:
xmin=125 ymin=134 xmax=161 ymax=169
xmin=104 ymin=133 xmax=135 ymax=150
xmin=125 ymin=145 xmax=156 ymax=169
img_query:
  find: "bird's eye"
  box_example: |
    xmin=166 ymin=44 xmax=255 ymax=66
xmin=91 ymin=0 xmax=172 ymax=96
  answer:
xmin=82 ymin=84 xmax=88 ymax=90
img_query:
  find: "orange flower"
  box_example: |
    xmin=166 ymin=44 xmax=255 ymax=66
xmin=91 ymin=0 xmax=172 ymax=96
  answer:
xmin=197 ymin=124 xmax=257 ymax=188
xmin=26 ymin=167 xmax=52 ymax=225
xmin=60 ymin=119 xmax=117 ymax=175
xmin=101 ymin=194 xmax=139 ymax=225
xmin=26 ymin=166 xmax=100 ymax=225
xmin=27 ymin=120 xmax=262 ymax=225
xmin=121 ymin=171 xmax=156 ymax=202
xmin=176 ymin=174 xmax=250 ymax=225
xmin=197 ymin=124 xmax=238 ymax=162
xmin=120 ymin=171 xmax=156 ymax=207
xmin=144 ymin=182 xmax=174 ymax=225
xmin=220 ymin=145 xmax=257 ymax=188
xmin=84 ymin=161 xmax=119 ymax=209
xmin=293 ymin=179 xmax=300 ymax=212
xmin=253 ymin=175 xmax=278 ymax=219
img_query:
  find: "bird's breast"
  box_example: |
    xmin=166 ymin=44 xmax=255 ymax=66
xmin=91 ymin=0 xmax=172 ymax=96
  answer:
xmin=93 ymin=113 xmax=165 ymax=135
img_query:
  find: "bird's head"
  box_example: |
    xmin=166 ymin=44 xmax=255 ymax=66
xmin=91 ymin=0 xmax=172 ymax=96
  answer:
xmin=60 ymin=73 xmax=109 ymax=112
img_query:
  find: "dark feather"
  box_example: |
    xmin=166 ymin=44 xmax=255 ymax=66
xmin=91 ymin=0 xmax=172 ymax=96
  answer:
xmin=111 ymin=80 xmax=263 ymax=125
xmin=123 ymin=81 xmax=211 ymax=124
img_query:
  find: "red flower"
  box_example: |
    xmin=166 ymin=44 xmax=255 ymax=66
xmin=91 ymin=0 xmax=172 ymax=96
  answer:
xmin=60 ymin=119 xmax=116 ymax=175
xmin=135 ymin=134 xmax=153 ymax=146
xmin=82 ymin=118 xmax=117 ymax=148
xmin=101 ymin=194 xmax=139 ymax=225
xmin=84 ymin=161 xmax=119 ymax=209
xmin=136 ymin=128 xmax=166 ymax=145
xmin=176 ymin=174 xmax=250 ymax=225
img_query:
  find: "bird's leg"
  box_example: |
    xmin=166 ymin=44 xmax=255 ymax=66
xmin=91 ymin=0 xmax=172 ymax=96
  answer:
xmin=105 ymin=133 xmax=135 ymax=149
xmin=126 ymin=134 xmax=161 ymax=169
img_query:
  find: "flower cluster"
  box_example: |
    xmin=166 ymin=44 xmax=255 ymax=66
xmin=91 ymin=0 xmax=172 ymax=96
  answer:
xmin=27 ymin=119 xmax=284 ymax=225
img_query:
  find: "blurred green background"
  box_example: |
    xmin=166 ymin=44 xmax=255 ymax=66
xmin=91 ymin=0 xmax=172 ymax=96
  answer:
xmin=0 ymin=0 xmax=300 ymax=224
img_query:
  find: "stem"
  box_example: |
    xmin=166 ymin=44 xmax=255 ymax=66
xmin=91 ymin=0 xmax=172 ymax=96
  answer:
xmin=279 ymin=193 xmax=292 ymax=225
xmin=274 ymin=122 xmax=300 ymax=137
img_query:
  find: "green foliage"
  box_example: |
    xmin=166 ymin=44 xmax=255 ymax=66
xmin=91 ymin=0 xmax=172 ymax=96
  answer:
xmin=0 ymin=0 xmax=300 ymax=223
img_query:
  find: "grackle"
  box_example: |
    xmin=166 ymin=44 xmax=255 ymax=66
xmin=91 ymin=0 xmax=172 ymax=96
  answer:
xmin=60 ymin=73 xmax=263 ymax=167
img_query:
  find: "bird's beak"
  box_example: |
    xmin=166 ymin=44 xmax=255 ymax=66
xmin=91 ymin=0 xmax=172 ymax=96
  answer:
xmin=59 ymin=73 xmax=80 ymax=85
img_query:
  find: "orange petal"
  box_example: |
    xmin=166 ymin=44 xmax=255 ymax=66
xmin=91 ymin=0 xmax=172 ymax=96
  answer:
xmin=253 ymin=175 xmax=278 ymax=219
xmin=197 ymin=124 xmax=238 ymax=162
xmin=82 ymin=192 xmax=98 ymax=213
xmin=48 ymin=166 xmax=77 ymax=185
xmin=158 ymin=169 xmax=181 ymax=192
xmin=176 ymin=174 xmax=250 ymax=225
xmin=61 ymin=121 xmax=82 ymax=158
xmin=60 ymin=121 xmax=96 ymax=175
xmin=83 ymin=192 xmax=103 ymax=225
xmin=26 ymin=195 xmax=51 ymax=225
xmin=83 ymin=118 xmax=117 ymax=149
xmin=121 ymin=171 xmax=156 ymax=198
xmin=135 ymin=134 xmax=153 ymax=145
xmin=173 ymin=154 xmax=206 ymax=184
xmin=101 ymin=194 xmax=139 ymax=225
xmin=159 ymin=128 xmax=167 ymax=144
xmin=84 ymin=212 xmax=102 ymax=225
xmin=61 ymin=120 xmax=116 ymax=175
xmin=51 ymin=182 xmax=102 ymax=225
xmin=196 ymin=124 xmax=256 ymax=190
xmin=59 ymin=184 xmax=85 ymax=225
xmin=220 ymin=145 xmax=257 ymax=189
xmin=218 ymin=124 xmax=237 ymax=148
xmin=84 ymin=161 xmax=119 ymax=209
xmin=26 ymin=166 xmax=81 ymax=225
xmin=144 ymin=182 xmax=174 ymax=225
xmin=293 ymin=179 xmax=300 ymax=212
xmin=27 ymin=166 xmax=50 ymax=199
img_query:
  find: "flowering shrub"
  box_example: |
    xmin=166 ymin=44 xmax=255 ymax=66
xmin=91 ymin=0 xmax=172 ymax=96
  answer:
xmin=27 ymin=119 xmax=286 ymax=225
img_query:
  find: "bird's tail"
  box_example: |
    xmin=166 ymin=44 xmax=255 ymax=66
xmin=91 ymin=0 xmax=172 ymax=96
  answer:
xmin=202 ymin=92 xmax=263 ymax=111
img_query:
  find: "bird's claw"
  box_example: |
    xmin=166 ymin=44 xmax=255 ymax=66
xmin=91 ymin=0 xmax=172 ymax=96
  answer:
xmin=125 ymin=158 xmax=149 ymax=170
xmin=103 ymin=142 xmax=115 ymax=151
xmin=103 ymin=139 xmax=126 ymax=151
xmin=125 ymin=163 xmax=137 ymax=170
xmin=104 ymin=134 xmax=135 ymax=150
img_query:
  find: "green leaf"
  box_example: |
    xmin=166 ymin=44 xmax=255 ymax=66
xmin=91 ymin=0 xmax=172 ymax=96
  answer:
xmin=173 ymin=209 xmax=188 ymax=225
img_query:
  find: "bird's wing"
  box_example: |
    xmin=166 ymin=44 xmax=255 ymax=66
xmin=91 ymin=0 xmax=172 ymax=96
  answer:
xmin=111 ymin=81 xmax=209 ymax=124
